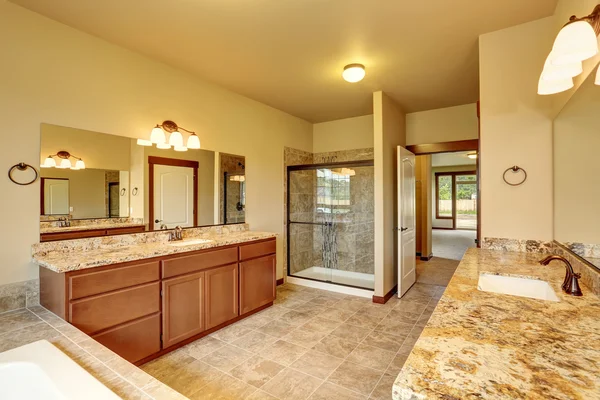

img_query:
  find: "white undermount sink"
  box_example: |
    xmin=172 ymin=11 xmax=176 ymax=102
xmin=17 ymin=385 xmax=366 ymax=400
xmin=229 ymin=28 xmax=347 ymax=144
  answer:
xmin=477 ymin=273 xmax=560 ymax=302
xmin=169 ymin=238 xmax=213 ymax=247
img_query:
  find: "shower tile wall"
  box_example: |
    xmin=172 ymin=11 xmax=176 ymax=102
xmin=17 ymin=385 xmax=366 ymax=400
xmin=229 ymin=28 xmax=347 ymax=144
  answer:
xmin=219 ymin=153 xmax=245 ymax=224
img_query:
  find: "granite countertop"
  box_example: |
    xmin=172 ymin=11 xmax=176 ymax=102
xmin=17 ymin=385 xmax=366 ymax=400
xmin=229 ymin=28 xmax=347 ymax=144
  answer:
xmin=33 ymin=231 xmax=277 ymax=273
xmin=40 ymin=222 xmax=146 ymax=234
xmin=393 ymin=248 xmax=600 ymax=400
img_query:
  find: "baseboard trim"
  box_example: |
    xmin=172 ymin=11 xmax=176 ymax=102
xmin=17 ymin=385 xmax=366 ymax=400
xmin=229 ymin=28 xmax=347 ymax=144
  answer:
xmin=372 ymin=285 xmax=398 ymax=304
xmin=276 ymin=278 xmax=284 ymax=286
xmin=420 ymin=253 xmax=434 ymax=261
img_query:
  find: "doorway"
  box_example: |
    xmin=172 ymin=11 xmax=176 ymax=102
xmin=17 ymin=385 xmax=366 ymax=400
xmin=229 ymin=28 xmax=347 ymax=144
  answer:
xmin=148 ymin=156 xmax=198 ymax=231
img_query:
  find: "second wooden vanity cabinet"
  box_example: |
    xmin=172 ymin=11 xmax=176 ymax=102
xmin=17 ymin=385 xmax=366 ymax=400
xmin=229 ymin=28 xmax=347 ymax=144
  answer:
xmin=39 ymin=237 xmax=276 ymax=365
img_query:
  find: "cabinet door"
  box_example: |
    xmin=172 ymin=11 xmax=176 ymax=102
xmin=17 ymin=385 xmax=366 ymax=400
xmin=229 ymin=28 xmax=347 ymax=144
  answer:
xmin=240 ymin=255 xmax=276 ymax=315
xmin=162 ymin=271 xmax=205 ymax=348
xmin=205 ymin=264 xmax=239 ymax=329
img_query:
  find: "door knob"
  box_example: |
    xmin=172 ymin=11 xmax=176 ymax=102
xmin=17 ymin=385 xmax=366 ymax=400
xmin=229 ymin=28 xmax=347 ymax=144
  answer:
xmin=400 ymin=227 xmax=408 ymax=232
xmin=155 ymin=219 xmax=162 ymax=223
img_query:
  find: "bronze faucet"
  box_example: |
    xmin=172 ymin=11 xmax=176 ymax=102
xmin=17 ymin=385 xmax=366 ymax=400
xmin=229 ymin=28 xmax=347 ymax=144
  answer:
xmin=169 ymin=226 xmax=183 ymax=241
xmin=539 ymin=255 xmax=583 ymax=296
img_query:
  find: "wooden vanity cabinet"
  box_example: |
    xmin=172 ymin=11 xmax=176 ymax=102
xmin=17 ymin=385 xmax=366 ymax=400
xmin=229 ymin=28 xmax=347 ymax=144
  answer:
xmin=39 ymin=237 xmax=276 ymax=365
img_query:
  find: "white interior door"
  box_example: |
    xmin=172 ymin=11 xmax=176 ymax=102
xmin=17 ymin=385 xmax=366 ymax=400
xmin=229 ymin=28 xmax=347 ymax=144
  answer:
xmin=44 ymin=179 xmax=69 ymax=215
xmin=153 ymin=165 xmax=194 ymax=230
xmin=398 ymin=146 xmax=416 ymax=297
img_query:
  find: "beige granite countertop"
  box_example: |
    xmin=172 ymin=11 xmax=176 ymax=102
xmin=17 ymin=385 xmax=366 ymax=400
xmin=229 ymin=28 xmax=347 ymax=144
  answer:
xmin=0 ymin=306 xmax=186 ymax=400
xmin=33 ymin=231 xmax=277 ymax=273
xmin=393 ymin=248 xmax=600 ymax=400
xmin=40 ymin=222 xmax=145 ymax=234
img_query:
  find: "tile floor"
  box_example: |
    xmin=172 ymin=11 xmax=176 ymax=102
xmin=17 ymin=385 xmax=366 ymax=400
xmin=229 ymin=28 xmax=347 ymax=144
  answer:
xmin=141 ymin=261 xmax=459 ymax=400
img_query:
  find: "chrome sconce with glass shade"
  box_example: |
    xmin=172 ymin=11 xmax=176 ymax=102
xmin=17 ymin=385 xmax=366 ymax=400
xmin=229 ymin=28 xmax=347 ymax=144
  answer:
xmin=137 ymin=120 xmax=201 ymax=152
xmin=538 ymin=5 xmax=600 ymax=95
xmin=41 ymin=151 xmax=86 ymax=170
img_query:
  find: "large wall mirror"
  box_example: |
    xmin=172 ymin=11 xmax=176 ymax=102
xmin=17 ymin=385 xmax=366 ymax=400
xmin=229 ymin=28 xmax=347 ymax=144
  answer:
xmin=553 ymin=67 xmax=600 ymax=270
xmin=39 ymin=123 xmax=245 ymax=241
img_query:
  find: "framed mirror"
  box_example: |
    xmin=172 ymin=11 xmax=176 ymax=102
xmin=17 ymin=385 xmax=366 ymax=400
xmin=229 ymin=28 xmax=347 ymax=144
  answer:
xmin=553 ymin=67 xmax=600 ymax=269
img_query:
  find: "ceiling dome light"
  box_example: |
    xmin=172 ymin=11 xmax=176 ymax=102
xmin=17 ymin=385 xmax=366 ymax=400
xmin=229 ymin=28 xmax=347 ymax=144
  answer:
xmin=187 ymin=133 xmax=201 ymax=149
xmin=538 ymin=76 xmax=574 ymax=95
xmin=541 ymin=54 xmax=583 ymax=81
xmin=150 ymin=126 xmax=166 ymax=144
xmin=75 ymin=159 xmax=86 ymax=170
xmin=156 ymin=142 xmax=171 ymax=150
xmin=58 ymin=158 xmax=72 ymax=169
xmin=550 ymin=21 xmax=599 ymax=66
xmin=41 ymin=156 xmax=56 ymax=168
xmin=137 ymin=138 xmax=152 ymax=146
xmin=169 ymin=131 xmax=184 ymax=148
xmin=342 ymin=64 xmax=366 ymax=83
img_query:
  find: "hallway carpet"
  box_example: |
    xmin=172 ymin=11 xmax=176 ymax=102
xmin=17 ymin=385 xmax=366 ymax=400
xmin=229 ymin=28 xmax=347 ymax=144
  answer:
xmin=432 ymin=229 xmax=476 ymax=261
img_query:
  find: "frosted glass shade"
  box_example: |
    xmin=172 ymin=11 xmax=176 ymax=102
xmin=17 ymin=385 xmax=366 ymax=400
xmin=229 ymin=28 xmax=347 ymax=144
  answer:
xmin=538 ymin=77 xmax=574 ymax=95
xmin=174 ymin=145 xmax=188 ymax=152
xmin=59 ymin=158 xmax=72 ymax=169
xmin=137 ymin=139 xmax=152 ymax=146
xmin=41 ymin=156 xmax=56 ymax=168
xmin=156 ymin=142 xmax=171 ymax=149
xmin=187 ymin=134 xmax=201 ymax=149
xmin=169 ymin=131 xmax=184 ymax=147
xmin=541 ymin=54 xmax=582 ymax=81
xmin=75 ymin=159 xmax=86 ymax=169
xmin=342 ymin=64 xmax=366 ymax=82
xmin=550 ymin=21 xmax=599 ymax=65
xmin=596 ymin=66 xmax=600 ymax=85
xmin=150 ymin=126 xmax=166 ymax=144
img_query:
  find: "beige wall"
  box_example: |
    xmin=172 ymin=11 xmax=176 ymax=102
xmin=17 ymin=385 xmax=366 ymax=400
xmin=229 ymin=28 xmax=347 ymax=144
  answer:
xmin=40 ymin=124 xmax=131 ymax=171
xmin=406 ymin=104 xmax=478 ymax=146
xmin=0 ymin=2 xmax=312 ymax=286
xmin=142 ymin=146 xmax=216 ymax=227
xmin=479 ymin=17 xmax=555 ymax=242
xmin=373 ymin=91 xmax=406 ymax=297
xmin=554 ymin=71 xmax=600 ymax=244
xmin=41 ymin=168 xmax=110 ymax=219
xmin=312 ymin=115 xmax=374 ymax=153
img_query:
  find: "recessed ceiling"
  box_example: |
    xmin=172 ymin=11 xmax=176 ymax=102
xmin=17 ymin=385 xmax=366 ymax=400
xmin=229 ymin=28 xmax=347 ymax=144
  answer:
xmin=11 ymin=0 xmax=558 ymax=122
xmin=432 ymin=151 xmax=477 ymax=167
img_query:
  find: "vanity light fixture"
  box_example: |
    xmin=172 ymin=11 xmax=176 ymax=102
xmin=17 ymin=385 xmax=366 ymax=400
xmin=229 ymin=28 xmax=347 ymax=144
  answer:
xmin=229 ymin=175 xmax=246 ymax=182
xmin=538 ymin=5 xmax=600 ymax=95
xmin=41 ymin=151 xmax=86 ymax=170
xmin=139 ymin=120 xmax=201 ymax=150
xmin=342 ymin=64 xmax=366 ymax=83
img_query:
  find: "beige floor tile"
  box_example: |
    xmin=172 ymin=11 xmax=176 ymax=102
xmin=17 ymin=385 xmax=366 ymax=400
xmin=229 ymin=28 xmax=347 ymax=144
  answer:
xmin=188 ymin=372 xmax=257 ymax=399
xmin=0 ymin=309 xmax=43 ymax=335
xmin=141 ymin=379 xmax=188 ymax=400
xmin=0 ymin=322 xmax=61 ymax=352
xmin=346 ymin=343 xmax=395 ymax=371
xmin=201 ymin=344 xmax=254 ymax=372
xmin=79 ymin=338 xmax=119 ymax=363
xmin=231 ymin=330 xmax=278 ymax=354
xmin=370 ymin=373 xmax=397 ymax=400
xmin=355 ymin=304 xmax=393 ymax=318
xmin=104 ymin=375 xmax=151 ymax=400
xmin=308 ymin=382 xmax=366 ymax=400
xmin=236 ymin=313 xmax=274 ymax=330
xmin=257 ymin=319 xmax=297 ymax=338
xmin=345 ymin=312 xmax=384 ymax=329
xmin=275 ymin=297 xmax=308 ymax=309
xmin=209 ymin=323 xmax=253 ymax=343
xmin=362 ymin=331 xmax=406 ymax=353
xmin=283 ymin=326 xmax=328 ymax=348
xmin=261 ymin=339 xmax=308 ymax=366
xmin=415 ymin=314 xmax=431 ymax=328
xmin=246 ymin=390 xmax=279 ymax=400
xmin=157 ymin=360 xmax=224 ymax=397
xmin=105 ymin=356 xmax=156 ymax=388
xmin=335 ymin=299 xmax=366 ymax=313
xmin=182 ymin=336 xmax=226 ymax=359
xmin=141 ymin=350 xmax=196 ymax=381
xmin=393 ymin=300 xmax=428 ymax=314
xmin=230 ymin=355 xmax=285 ymax=388
xmin=290 ymin=349 xmax=344 ymax=379
xmin=387 ymin=310 xmax=421 ymax=325
xmin=385 ymin=354 xmax=409 ymax=376
xmin=299 ymin=317 xmax=341 ymax=334
xmin=291 ymin=302 xmax=326 ymax=316
xmin=307 ymin=296 xmax=341 ymax=308
xmin=319 ymin=307 xmax=355 ymax=322
xmin=327 ymin=361 xmax=383 ymax=395
xmin=278 ymin=310 xmax=315 ymax=326
xmin=373 ymin=318 xmax=414 ymax=337
xmin=330 ymin=323 xmax=371 ymax=342
xmin=399 ymin=291 xmax=431 ymax=304
xmin=258 ymin=305 xmax=291 ymax=319
xmin=261 ymin=368 xmax=323 ymax=400
xmin=312 ymin=334 xmax=359 ymax=359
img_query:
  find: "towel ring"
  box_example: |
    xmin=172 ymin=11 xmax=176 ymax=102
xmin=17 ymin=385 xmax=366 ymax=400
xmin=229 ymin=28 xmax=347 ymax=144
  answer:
xmin=503 ymin=166 xmax=527 ymax=186
xmin=8 ymin=163 xmax=39 ymax=186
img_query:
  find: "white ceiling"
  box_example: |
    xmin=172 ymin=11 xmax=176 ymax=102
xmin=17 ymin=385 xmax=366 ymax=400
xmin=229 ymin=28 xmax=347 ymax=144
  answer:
xmin=11 ymin=0 xmax=558 ymax=122
xmin=432 ymin=151 xmax=476 ymax=167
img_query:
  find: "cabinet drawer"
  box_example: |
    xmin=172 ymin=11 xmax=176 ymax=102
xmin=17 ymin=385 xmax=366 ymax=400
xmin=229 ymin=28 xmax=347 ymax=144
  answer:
xmin=70 ymin=282 xmax=160 ymax=334
xmin=162 ymin=247 xmax=238 ymax=279
xmin=93 ymin=313 xmax=161 ymax=364
xmin=69 ymin=261 xmax=160 ymax=300
xmin=239 ymin=239 xmax=276 ymax=261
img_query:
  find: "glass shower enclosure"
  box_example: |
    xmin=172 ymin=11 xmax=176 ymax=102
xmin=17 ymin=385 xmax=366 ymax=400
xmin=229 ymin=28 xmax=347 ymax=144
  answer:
xmin=287 ymin=161 xmax=374 ymax=290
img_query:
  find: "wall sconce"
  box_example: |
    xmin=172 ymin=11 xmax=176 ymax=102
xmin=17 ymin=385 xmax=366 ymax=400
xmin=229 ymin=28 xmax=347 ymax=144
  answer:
xmin=538 ymin=5 xmax=600 ymax=95
xmin=137 ymin=120 xmax=201 ymax=151
xmin=41 ymin=151 xmax=86 ymax=170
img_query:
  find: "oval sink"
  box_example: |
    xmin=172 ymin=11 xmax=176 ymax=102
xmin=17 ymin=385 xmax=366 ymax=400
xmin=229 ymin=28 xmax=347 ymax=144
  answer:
xmin=169 ymin=238 xmax=213 ymax=247
xmin=477 ymin=273 xmax=559 ymax=302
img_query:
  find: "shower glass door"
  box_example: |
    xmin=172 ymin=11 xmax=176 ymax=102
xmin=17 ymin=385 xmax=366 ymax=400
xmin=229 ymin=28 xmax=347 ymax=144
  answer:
xmin=287 ymin=161 xmax=374 ymax=290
